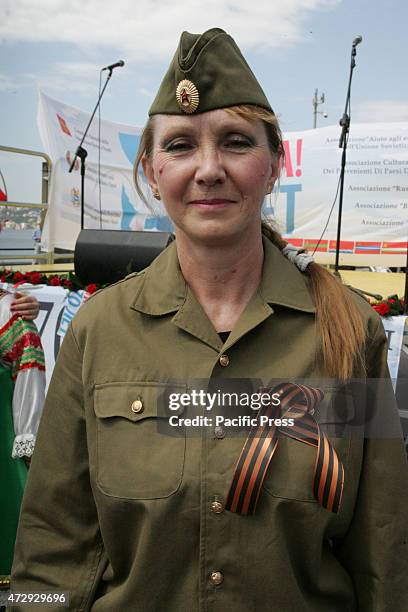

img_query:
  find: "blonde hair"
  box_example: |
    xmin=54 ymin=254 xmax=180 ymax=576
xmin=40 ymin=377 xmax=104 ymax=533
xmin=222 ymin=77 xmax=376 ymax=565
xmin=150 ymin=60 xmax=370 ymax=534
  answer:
xmin=133 ymin=106 xmax=366 ymax=380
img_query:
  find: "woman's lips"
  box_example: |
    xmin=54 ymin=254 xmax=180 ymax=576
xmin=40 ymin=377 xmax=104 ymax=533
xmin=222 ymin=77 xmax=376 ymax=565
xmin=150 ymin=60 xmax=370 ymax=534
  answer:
xmin=189 ymin=199 xmax=235 ymax=209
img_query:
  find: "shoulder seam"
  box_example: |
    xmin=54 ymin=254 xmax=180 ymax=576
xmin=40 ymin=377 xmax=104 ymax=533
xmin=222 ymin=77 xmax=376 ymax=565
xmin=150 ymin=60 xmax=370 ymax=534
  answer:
xmin=344 ymin=284 xmax=370 ymax=303
xmin=68 ymin=322 xmax=82 ymax=357
xmin=81 ymin=271 xmax=146 ymax=305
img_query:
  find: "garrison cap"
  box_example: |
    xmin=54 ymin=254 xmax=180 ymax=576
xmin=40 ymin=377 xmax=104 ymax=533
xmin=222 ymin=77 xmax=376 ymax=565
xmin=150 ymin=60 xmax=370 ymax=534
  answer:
xmin=149 ymin=27 xmax=273 ymax=116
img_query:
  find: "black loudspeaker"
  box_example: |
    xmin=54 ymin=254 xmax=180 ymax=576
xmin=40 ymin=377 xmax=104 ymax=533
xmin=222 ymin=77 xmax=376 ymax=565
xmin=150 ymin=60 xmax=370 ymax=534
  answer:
xmin=74 ymin=229 xmax=173 ymax=286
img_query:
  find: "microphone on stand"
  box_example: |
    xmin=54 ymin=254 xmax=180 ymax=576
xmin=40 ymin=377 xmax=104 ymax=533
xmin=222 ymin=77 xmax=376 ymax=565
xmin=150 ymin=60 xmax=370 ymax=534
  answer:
xmin=68 ymin=60 xmax=125 ymax=229
xmin=102 ymin=60 xmax=125 ymax=71
xmin=334 ymin=35 xmax=363 ymax=272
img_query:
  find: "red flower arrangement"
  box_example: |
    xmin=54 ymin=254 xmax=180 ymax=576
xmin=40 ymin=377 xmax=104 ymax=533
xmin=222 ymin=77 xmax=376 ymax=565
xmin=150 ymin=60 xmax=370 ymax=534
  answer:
xmin=0 ymin=268 xmax=105 ymax=292
xmin=371 ymin=294 xmax=405 ymax=317
xmin=12 ymin=271 xmax=25 ymax=284
xmin=85 ymin=283 xmax=98 ymax=295
xmin=372 ymin=302 xmax=390 ymax=316
xmin=27 ymin=271 xmax=43 ymax=285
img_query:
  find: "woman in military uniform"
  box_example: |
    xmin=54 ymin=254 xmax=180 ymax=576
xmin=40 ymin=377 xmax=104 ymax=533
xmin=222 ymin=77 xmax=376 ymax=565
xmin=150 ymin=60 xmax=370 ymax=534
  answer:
xmin=11 ymin=28 xmax=407 ymax=611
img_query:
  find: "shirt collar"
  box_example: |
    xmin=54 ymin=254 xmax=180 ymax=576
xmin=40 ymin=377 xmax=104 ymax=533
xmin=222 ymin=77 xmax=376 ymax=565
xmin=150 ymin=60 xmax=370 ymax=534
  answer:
xmin=130 ymin=240 xmax=186 ymax=315
xmin=259 ymin=235 xmax=316 ymax=313
xmin=130 ymin=235 xmax=316 ymax=315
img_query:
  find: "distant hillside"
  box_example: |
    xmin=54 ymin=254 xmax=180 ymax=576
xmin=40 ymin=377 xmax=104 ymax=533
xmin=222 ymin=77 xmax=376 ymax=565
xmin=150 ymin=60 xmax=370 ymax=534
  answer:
xmin=1 ymin=206 xmax=40 ymax=229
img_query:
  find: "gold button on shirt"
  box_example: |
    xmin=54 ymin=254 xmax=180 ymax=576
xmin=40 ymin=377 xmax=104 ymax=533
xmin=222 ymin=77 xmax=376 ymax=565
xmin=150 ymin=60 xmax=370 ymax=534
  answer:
xmin=11 ymin=238 xmax=408 ymax=612
xmin=210 ymin=501 xmax=224 ymax=514
xmin=210 ymin=571 xmax=224 ymax=586
xmin=131 ymin=399 xmax=143 ymax=413
xmin=214 ymin=426 xmax=225 ymax=439
xmin=219 ymin=354 xmax=230 ymax=367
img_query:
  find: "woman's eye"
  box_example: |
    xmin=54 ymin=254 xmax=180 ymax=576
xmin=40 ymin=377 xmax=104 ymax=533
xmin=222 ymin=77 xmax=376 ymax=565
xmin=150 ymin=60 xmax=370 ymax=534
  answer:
xmin=164 ymin=140 xmax=193 ymax=152
xmin=224 ymin=137 xmax=253 ymax=149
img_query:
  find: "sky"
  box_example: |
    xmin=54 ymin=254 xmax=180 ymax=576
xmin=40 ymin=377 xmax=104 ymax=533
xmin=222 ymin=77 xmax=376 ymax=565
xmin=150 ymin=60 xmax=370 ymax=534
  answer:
xmin=0 ymin=0 xmax=407 ymax=204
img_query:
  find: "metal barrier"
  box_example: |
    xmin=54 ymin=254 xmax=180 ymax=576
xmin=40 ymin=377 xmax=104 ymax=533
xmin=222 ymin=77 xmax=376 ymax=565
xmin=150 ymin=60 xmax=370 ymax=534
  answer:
xmin=0 ymin=145 xmax=61 ymax=265
xmin=0 ymin=253 xmax=74 ymax=262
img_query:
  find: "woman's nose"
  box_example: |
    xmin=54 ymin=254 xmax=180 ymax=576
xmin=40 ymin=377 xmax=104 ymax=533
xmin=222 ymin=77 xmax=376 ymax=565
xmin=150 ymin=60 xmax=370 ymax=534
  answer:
xmin=194 ymin=147 xmax=226 ymax=186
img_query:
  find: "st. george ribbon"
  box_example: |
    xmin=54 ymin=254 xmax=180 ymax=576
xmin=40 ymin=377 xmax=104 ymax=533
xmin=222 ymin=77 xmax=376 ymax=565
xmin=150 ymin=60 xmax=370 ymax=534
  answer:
xmin=225 ymin=382 xmax=345 ymax=515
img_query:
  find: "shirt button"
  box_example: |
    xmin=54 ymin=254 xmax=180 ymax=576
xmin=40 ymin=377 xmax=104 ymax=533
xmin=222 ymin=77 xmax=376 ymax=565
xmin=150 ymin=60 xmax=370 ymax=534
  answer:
xmin=219 ymin=354 xmax=230 ymax=367
xmin=210 ymin=500 xmax=224 ymax=514
xmin=131 ymin=399 xmax=143 ymax=413
xmin=214 ymin=425 xmax=225 ymax=439
xmin=210 ymin=571 xmax=224 ymax=586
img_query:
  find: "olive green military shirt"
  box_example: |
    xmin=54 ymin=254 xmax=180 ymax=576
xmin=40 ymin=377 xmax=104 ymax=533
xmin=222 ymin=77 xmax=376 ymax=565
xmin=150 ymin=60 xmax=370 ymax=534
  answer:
xmin=11 ymin=237 xmax=408 ymax=611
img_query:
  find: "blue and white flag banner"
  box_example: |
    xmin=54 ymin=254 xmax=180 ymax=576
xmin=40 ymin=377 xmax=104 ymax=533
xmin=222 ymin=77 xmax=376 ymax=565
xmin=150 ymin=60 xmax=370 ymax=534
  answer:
xmin=37 ymin=91 xmax=172 ymax=253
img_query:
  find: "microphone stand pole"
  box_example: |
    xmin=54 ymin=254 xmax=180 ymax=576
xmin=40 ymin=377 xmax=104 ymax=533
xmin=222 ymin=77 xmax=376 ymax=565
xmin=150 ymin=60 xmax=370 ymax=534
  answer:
xmin=68 ymin=69 xmax=114 ymax=230
xmin=334 ymin=42 xmax=359 ymax=275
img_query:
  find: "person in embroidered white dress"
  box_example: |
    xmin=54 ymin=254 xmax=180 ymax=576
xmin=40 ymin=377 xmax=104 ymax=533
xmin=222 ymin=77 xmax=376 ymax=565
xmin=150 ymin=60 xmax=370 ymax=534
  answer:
xmin=0 ymin=290 xmax=45 ymax=458
xmin=0 ymin=289 xmax=45 ymax=583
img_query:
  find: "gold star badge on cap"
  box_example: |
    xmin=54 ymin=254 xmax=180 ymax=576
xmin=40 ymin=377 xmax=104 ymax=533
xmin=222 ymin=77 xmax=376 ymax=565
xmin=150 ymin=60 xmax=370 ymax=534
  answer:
xmin=176 ymin=79 xmax=199 ymax=113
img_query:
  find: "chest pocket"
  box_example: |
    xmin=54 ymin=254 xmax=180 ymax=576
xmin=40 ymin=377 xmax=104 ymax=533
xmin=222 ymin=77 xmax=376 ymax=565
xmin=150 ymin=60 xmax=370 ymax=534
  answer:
xmin=262 ymin=387 xmax=353 ymax=502
xmin=94 ymin=382 xmax=186 ymax=500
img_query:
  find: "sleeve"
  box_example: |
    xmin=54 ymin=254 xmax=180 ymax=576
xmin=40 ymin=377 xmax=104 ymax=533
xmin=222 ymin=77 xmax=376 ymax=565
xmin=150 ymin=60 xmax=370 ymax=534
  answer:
xmin=12 ymin=368 xmax=46 ymax=458
xmin=0 ymin=293 xmax=46 ymax=458
xmin=10 ymin=325 xmax=107 ymax=612
xmin=334 ymin=319 xmax=408 ymax=611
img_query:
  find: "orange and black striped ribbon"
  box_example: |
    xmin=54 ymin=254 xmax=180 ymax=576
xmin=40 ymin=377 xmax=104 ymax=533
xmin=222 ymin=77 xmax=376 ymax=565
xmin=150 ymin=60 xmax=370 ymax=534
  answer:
xmin=225 ymin=382 xmax=344 ymax=515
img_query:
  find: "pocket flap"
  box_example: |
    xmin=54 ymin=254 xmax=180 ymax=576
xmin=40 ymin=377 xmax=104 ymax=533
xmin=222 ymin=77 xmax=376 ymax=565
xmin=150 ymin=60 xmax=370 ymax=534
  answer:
xmin=94 ymin=382 xmax=186 ymax=422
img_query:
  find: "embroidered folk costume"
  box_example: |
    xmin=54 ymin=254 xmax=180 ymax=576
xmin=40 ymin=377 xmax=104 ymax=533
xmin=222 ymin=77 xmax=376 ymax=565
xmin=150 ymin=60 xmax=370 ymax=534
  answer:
xmin=0 ymin=289 xmax=45 ymax=583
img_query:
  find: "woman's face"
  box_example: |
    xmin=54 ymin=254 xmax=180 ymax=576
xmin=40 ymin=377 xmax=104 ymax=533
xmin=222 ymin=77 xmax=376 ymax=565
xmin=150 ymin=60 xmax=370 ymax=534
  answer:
xmin=142 ymin=109 xmax=278 ymax=245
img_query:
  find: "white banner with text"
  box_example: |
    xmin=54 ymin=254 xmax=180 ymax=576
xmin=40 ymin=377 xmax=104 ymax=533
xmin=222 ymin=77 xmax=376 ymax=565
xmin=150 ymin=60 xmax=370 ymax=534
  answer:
xmin=38 ymin=92 xmax=407 ymax=265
